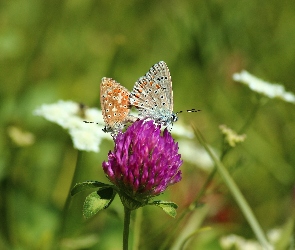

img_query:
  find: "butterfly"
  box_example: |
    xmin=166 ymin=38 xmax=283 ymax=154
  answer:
xmin=129 ymin=61 xmax=178 ymax=127
xmin=100 ymin=77 xmax=136 ymax=136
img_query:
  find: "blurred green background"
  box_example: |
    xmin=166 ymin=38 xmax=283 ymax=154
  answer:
xmin=1 ymin=0 xmax=295 ymax=249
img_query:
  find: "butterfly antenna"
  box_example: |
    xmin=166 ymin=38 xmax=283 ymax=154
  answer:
xmin=84 ymin=120 xmax=110 ymax=133
xmin=176 ymin=109 xmax=201 ymax=115
xmin=187 ymin=108 xmax=201 ymax=113
xmin=83 ymin=120 xmax=98 ymax=124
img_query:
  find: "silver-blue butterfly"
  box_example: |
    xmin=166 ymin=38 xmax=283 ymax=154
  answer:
xmin=129 ymin=61 xmax=178 ymax=126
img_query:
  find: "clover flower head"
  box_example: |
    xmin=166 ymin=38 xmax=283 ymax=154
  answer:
xmin=102 ymin=119 xmax=183 ymax=205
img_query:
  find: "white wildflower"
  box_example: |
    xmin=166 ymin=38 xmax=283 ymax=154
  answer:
xmin=233 ymin=70 xmax=295 ymax=104
xmin=34 ymin=100 xmax=80 ymax=129
xmin=220 ymin=234 xmax=265 ymax=250
xmin=178 ymin=140 xmax=215 ymax=171
xmin=220 ymin=228 xmax=282 ymax=250
xmin=69 ymin=123 xmax=105 ymax=153
xmin=172 ymin=123 xmax=195 ymax=139
xmin=34 ymin=100 xmax=110 ymax=152
xmin=267 ymin=228 xmax=282 ymax=245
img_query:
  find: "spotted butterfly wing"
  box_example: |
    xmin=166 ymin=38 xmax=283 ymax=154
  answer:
xmin=129 ymin=61 xmax=177 ymax=126
xmin=100 ymin=77 xmax=136 ymax=135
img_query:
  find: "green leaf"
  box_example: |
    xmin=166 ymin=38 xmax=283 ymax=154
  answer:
xmin=83 ymin=188 xmax=116 ymax=219
xmin=150 ymin=201 xmax=178 ymax=218
xmin=71 ymin=181 xmax=111 ymax=196
xmin=96 ymin=187 xmax=116 ymax=209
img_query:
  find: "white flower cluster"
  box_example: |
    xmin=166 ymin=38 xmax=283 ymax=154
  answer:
xmin=220 ymin=228 xmax=282 ymax=250
xmin=171 ymin=122 xmax=195 ymax=139
xmin=34 ymin=100 xmax=110 ymax=152
xmin=178 ymin=139 xmax=215 ymax=171
xmin=233 ymin=70 xmax=295 ymax=104
xmin=220 ymin=234 xmax=264 ymax=250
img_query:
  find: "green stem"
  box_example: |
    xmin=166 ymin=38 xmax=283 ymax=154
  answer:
xmin=220 ymin=96 xmax=262 ymax=160
xmin=58 ymin=150 xmax=85 ymax=239
xmin=194 ymin=127 xmax=272 ymax=249
xmin=238 ymin=95 xmax=262 ymax=135
xmin=0 ymin=176 xmax=11 ymax=244
xmin=161 ymin=98 xmax=263 ymax=249
xmin=0 ymin=146 xmax=21 ymax=247
xmin=123 ymin=206 xmax=132 ymax=250
xmin=159 ymin=167 xmax=216 ymax=250
xmin=190 ymin=167 xmax=217 ymax=210
xmin=132 ymin=208 xmax=142 ymax=250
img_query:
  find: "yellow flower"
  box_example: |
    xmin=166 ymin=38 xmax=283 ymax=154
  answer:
xmin=219 ymin=125 xmax=246 ymax=147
